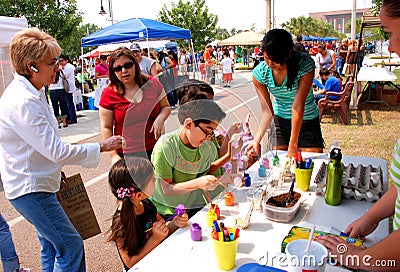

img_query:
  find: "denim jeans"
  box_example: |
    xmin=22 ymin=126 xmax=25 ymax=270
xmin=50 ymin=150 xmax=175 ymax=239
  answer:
xmin=10 ymin=193 xmax=85 ymax=272
xmin=0 ymin=213 xmax=19 ymax=272
xmin=336 ymin=58 xmax=345 ymax=76
xmin=50 ymin=89 xmax=69 ymax=118
xmin=65 ymin=93 xmax=77 ymax=123
xmin=314 ymin=94 xmax=326 ymax=105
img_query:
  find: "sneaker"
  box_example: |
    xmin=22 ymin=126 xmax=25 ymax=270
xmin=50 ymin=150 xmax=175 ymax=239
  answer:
xmin=171 ymin=105 xmax=177 ymax=109
xmin=17 ymin=269 xmax=31 ymax=272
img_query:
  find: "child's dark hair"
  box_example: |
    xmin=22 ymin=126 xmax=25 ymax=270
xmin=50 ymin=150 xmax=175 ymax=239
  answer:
xmin=177 ymin=79 xmax=214 ymax=103
xmin=262 ymin=29 xmax=300 ymax=90
xmin=107 ymin=157 xmax=154 ymax=257
xmin=177 ymin=99 xmax=226 ymax=125
xmin=319 ymin=68 xmax=330 ymax=77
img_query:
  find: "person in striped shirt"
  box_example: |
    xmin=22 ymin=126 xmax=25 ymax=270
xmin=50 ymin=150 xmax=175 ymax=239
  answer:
xmin=317 ymin=1 xmax=400 ymax=270
xmin=246 ymin=29 xmax=324 ymax=159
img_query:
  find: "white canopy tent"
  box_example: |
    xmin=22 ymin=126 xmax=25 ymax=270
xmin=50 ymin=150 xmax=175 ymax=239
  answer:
xmin=82 ymin=40 xmax=170 ymax=58
xmin=0 ymin=16 xmax=28 ymax=96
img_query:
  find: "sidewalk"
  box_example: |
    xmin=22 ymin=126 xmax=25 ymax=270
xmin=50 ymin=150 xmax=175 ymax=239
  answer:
xmin=59 ymin=110 xmax=101 ymax=143
xmin=58 ymin=70 xmax=254 ymax=144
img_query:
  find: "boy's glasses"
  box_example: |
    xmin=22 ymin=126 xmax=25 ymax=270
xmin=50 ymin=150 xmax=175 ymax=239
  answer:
xmin=112 ymin=61 xmax=134 ymax=73
xmin=195 ymin=123 xmax=214 ymax=139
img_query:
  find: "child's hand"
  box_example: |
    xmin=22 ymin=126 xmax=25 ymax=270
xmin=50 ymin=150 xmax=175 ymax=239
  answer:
xmin=245 ymin=140 xmax=260 ymax=157
xmin=344 ymin=216 xmax=378 ymax=239
xmin=316 ymin=235 xmax=366 ymax=268
xmin=151 ymin=221 xmax=169 ymax=242
xmin=197 ymin=175 xmax=219 ymax=190
xmin=172 ymin=213 xmax=188 ymax=228
xmin=227 ymin=122 xmax=242 ymax=138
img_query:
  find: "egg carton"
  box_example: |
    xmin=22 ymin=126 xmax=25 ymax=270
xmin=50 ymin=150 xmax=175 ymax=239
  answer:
xmin=314 ymin=162 xmax=383 ymax=202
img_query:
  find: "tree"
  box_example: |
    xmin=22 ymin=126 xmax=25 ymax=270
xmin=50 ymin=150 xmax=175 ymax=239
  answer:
xmin=215 ymin=27 xmax=230 ymax=41
xmin=157 ymin=0 xmax=218 ymax=52
xmin=62 ymin=24 xmax=102 ymax=59
xmin=281 ymin=16 xmax=344 ymax=38
xmin=0 ymin=0 xmax=84 ymax=58
xmin=345 ymin=18 xmax=362 ymax=34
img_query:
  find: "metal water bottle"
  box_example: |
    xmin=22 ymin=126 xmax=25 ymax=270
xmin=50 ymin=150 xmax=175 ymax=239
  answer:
xmin=325 ymin=148 xmax=344 ymax=206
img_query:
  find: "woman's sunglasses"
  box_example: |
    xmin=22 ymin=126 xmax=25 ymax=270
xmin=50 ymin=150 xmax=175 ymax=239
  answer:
xmin=112 ymin=61 xmax=134 ymax=73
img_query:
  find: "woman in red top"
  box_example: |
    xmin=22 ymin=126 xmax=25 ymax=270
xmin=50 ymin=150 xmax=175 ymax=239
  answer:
xmin=99 ymin=47 xmax=171 ymax=164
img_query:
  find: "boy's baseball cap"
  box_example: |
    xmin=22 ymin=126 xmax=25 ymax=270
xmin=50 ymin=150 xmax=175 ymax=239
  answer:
xmin=130 ymin=43 xmax=141 ymax=52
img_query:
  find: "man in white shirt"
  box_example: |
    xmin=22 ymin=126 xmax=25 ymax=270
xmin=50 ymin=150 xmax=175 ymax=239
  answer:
xmin=130 ymin=43 xmax=158 ymax=76
xmin=59 ymin=54 xmax=78 ymax=124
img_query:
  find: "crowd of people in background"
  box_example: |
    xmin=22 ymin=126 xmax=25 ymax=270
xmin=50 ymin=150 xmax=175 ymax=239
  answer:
xmin=36 ymin=34 xmax=377 ymax=136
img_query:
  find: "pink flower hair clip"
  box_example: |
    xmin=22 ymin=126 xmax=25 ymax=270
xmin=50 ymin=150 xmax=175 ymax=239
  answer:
xmin=116 ymin=187 xmax=136 ymax=199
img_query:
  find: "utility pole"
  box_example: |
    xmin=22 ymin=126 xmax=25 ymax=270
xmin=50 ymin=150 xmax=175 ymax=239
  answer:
xmin=351 ymin=0 xmax=356 ymax=40
xmin=266 ymin=0 xmax=272 ymax=31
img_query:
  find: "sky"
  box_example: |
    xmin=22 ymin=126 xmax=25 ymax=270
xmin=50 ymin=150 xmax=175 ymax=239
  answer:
xmin=77 ymin=0 xmax=374 ymax=31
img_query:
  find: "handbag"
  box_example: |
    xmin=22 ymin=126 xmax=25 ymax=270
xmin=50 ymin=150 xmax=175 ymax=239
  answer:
xmin=60 ymin=70 xmax=70 ymax=93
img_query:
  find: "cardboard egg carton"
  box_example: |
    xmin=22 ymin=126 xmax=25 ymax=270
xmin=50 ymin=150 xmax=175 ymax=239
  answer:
xmin=314 ymin=162 xmax=383 ymax=202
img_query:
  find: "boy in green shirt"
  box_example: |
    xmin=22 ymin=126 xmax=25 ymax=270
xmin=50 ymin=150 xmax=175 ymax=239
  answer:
xmin=150 ymin=98 xmax=228 ymax=218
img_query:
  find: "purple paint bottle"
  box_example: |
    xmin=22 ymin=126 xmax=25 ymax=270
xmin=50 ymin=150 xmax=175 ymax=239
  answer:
xmin=190 ymin=223 xmax=202 ymax=241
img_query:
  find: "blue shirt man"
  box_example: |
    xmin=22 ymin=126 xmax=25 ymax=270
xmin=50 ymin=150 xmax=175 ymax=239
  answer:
xmin=314 ymin=68 xmax=341 ymax=104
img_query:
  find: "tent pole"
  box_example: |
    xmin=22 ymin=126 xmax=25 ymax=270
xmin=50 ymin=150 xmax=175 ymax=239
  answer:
xmin=190 ymin=39 xmax=196 ymax=80
xmin=146 ymin=27 xmax=151 ymax=58
xmin=81 ymin=46 xmax=84 ymax=96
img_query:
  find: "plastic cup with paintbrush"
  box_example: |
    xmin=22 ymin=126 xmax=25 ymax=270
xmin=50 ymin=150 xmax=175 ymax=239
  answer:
xmin=285 ymin=225 xmax=328 ymax=271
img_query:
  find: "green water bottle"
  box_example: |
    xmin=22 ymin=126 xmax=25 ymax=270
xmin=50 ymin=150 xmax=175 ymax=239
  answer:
xmin=325 ymin=148 xmax=344 ymax=206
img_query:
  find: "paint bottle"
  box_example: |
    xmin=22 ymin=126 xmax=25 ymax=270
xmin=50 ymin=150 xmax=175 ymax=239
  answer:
xmin=210 ymin=203 xmax=220 ymax=220
xmin=258 ymin=165 xmax=267 ymax=177
xmin=244 ymin=173 xmax=251 ymax=187
xmin=206 ymin=209 xmax=217 ymax=227
xmin=262 ymin=157 xmax=270 ymax=169
xmin=190 ymin=223 xmax=202 ymax=241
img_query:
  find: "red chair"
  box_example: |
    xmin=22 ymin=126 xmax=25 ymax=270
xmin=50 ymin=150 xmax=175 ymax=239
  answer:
xmin=318 ymin=80 xmax=354 ymax=125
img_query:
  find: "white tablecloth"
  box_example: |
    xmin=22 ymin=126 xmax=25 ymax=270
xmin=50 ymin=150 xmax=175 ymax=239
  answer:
xmin=357 ymin=66 xmax=397 ymax=82
xmin=130 ymin=152 xmax=389 ymax=272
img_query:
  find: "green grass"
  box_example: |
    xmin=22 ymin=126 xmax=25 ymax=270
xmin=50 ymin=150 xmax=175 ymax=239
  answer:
xmin=321 ymin=103 xmax=400 ymax=188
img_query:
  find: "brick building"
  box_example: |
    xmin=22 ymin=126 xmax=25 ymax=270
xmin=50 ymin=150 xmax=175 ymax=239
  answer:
xmin=310 ymin=8 xmax=370 ymax=34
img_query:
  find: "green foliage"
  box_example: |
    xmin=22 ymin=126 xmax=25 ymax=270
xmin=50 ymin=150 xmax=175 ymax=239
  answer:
xmin=345 ymin=18 xmax=362 ymax=34
xmin=281 ymin=16 xmax=344 ymax=38
xmin=215 ymin=27 xmax=230 ymax=40
xmin=372 ymin=0 xmax=381 ymax=13
xmin=62 ymin=24 xmax=101 ymax=59
xmin=157 ymin=0 xmax=218 ymax=52
xmin=0 ymin=0 xmax=85 ymax=58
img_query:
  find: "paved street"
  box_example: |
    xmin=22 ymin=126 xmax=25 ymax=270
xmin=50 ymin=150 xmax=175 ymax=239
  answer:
xmin=0 ymin=70 xmax=263 ymax=271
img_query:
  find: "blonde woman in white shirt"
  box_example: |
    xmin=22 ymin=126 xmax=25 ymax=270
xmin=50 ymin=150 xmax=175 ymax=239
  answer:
xmin=0 ymin=28 xmax=123 ymax=272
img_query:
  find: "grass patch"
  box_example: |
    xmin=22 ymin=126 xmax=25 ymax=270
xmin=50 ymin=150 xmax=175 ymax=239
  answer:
xmin=320 ymin=103 xmax=400 ymax=188
xmin=235 ymin=65 xmax=254 ymax=71
xmin=369 ymin=55 xmax=390 ymax=59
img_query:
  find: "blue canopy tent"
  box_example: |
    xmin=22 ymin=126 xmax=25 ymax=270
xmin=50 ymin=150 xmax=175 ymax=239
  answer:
xmin=302 ymin=34 xmax=311 ymax=41
xmin=80 ymin=18 xmax=195 ymax=96
xmin=81 ymin=18 xmax=192 ymax=47
xmin=81 ymin=18 xmax=194 ymax=70
xmin=323 ymin=37 xmax=339 ymax=42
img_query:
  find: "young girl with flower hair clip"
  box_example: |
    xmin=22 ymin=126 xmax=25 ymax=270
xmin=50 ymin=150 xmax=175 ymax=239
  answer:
xmin=107 ymin=157 xmax=188 ymax=270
